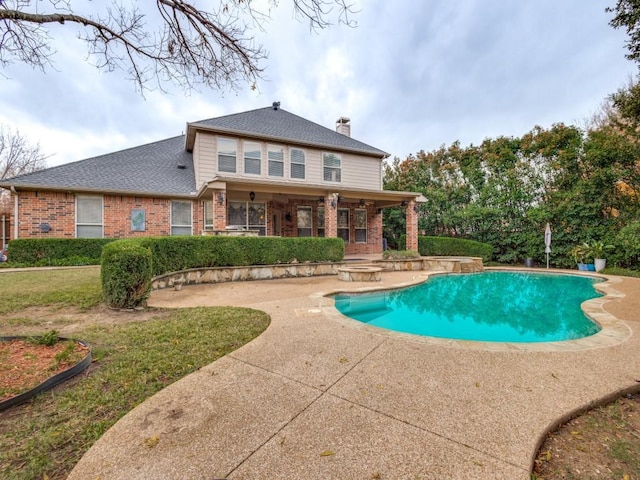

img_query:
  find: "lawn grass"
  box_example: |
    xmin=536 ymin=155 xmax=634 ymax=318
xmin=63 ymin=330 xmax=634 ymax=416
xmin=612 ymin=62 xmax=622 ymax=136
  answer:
xmin=0 ymin=306 xmax=270 ymax=480
xmin=0 ymin=267 xmax=270 ymax=480
xmin=0 ymin=267 xmax=103 ymax=313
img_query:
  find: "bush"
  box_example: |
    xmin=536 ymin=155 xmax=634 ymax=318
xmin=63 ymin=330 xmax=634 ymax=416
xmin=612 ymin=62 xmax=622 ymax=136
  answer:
xmin=8 ymin=238 xmax=115 ymax=265
xmin=101 ymin=241 xmax=153 ymax=309
xmin=382 ymin=249 xmax=421 ymax=260
xmin=100 ymin=236 xmax=344 ymax=307
xmin=615 ymin=221 xmax=640 ymax=269
xmin=400 ymin=235 xmax=493 ymax=262
xmin=134 ymin=236 xmax=344 ymax=276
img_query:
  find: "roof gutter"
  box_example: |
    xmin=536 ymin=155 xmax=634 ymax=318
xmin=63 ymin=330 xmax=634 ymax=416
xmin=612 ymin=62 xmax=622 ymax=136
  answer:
xmin=1 ymin=184 xmax=196 ymax=199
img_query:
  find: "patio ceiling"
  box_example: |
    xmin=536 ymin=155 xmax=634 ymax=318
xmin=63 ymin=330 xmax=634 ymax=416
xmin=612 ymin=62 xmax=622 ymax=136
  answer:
xmin=197 ymin=176 xmax=424 ymax=208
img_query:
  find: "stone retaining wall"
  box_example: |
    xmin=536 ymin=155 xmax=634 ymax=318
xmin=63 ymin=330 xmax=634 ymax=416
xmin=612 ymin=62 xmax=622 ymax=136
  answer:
xmin=151 ymin=256 xmax=484 ymax=291
xmin=374 ymin=256 xmax=484 ymax=273
xmin=152 ymin=262 xmax=342 ymax=290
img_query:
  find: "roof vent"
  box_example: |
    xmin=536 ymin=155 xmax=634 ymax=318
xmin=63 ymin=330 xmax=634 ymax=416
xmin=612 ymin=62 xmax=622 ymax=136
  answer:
xmin=272 ymin=101 xmax=281 ymax=110
xmin=177 ymin=164 xmax=186 ymax=170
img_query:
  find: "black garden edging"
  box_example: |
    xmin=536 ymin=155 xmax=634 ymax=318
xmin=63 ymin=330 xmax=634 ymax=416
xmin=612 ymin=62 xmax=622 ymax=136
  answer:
xmin=0 ymin=336 xmax=92 ymax=412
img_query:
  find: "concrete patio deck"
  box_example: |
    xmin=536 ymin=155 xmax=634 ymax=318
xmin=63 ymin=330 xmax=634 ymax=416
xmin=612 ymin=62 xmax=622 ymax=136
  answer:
xmin=68 ymin=269 xmax=640 ymax=480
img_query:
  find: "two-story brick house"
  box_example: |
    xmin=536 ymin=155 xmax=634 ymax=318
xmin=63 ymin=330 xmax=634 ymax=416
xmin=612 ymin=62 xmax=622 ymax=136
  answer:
xmin=0 ymin=104 xmax=423 ymax=254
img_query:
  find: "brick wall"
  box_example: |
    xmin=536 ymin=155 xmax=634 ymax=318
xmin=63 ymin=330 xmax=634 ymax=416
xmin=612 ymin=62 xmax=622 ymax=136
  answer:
xmin=13 ymin=189 xmax=384 ymax=254
xmin=405 ymin=200 xmax=418 ymax=251
xmin=15 ymin=191 xmax=75 ymax=238
xmin=14 ymin=190 xmax=204 ymax=239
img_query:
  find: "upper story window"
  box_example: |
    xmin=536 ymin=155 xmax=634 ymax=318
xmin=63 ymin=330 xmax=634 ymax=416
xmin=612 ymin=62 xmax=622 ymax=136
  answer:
xmin=268 ymin=145 xmax=284 ymax=177
xmin=217 ymin=138 xmax=237 ymax=173
xmin=244 ymin=141 xmax=261 ymax=175
xmin=291 ymin=148 xmax=306 ymax=179
xmin=76 ymin=195 xmax=103 ymax=238
xmin=323 ymin=153 xmax=341 ymax=182
xmin=171 ymin=200 xmax=192 ymax=235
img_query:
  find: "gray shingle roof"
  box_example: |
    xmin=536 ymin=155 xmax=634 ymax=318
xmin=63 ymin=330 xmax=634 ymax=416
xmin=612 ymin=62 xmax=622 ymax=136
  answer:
xmin=190 ymin=106 xmax=388 ymax=157
xmin=0 ymin=106 xmax=387 ymax=196
xmin=0 ymin=135 xmax=196 ymax=196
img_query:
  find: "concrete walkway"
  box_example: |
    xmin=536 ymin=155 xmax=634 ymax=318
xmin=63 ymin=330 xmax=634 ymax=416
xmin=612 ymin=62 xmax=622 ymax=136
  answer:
xmin=68 ymin=269 xmax=640 ymax=480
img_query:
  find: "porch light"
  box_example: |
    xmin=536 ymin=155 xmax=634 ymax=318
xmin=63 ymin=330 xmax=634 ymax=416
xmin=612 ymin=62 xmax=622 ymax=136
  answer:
xmin=318 ymin=196 xmax=324 ymax=204
xmin=217 ymin=192 xmax=224 ymax=205
xmin=249 ymin=191 xmax=256 ymax=202
xmin=359 ymin=199 xmax=365 ymax=206
xmin=330 ymin=192 xmax=339 ymax=209
xmin=401 ymin=200 xmax=408 ymax=207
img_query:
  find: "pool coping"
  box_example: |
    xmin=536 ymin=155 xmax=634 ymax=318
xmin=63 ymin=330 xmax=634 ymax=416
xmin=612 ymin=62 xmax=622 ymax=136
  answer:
xmin=316 ymin=267 xmax=631 ymax=352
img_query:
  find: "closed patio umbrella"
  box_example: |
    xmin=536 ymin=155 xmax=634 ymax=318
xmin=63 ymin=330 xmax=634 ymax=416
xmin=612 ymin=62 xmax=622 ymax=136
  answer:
xmin=544 ymin=223 xmax=551 ymax=269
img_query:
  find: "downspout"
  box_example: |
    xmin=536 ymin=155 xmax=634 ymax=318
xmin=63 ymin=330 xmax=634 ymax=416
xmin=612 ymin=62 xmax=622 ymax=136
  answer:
xmin=10 ymin=187 xmax=18 ymax=240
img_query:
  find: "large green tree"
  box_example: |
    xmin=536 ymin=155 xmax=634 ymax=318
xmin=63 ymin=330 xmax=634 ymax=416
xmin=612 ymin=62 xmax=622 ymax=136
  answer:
xmin=608 ymin=0 xmax=640 ymax=66
xmin=383 ymin=121 xmax=640 ymax=267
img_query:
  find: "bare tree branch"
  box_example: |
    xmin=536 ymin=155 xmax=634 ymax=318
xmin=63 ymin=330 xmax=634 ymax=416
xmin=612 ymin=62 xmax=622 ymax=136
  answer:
xmin=0 ymin=0 xmax=358 ymax=93
xmin=0 ymin=125 xmax=49 ymax=180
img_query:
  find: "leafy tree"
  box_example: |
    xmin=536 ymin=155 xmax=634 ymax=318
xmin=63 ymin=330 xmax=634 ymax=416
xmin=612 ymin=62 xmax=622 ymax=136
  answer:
xmin=608 ymin=0 xmax=640 ymax=67
xmin=0 ymin=0 xmax=356 ymax=92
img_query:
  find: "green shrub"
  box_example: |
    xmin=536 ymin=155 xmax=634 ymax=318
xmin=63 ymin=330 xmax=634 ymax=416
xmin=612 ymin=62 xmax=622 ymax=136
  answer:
xmin=615 ymin=221 xmax=640 ymax=269
xmin=382 ymin=249 xmax=421 ymax=260
xmin=400 ymin=235 xmax=493 ymax=262
xmin=134 ymin=236 xmax=344 ymax=276
xmin=99 ymin=236 xmax=344 ymax=307
xmin=8 ymin=238 xmax=115 ymax=265
xmin=601 ymin=266 xmax=640 ymax=278
xmin=101 ymin=241 xmax=153 ymax=309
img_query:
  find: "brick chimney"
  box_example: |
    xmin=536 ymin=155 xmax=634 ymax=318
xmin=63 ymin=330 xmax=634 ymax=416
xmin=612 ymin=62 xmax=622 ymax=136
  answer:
xmin=336 ymin=117 xmax=351 ymax=137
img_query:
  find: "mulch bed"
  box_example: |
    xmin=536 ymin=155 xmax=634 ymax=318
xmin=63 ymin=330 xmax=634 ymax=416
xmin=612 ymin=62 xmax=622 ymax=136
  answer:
xmin=0 ymin=339 xmax=89 ymax=400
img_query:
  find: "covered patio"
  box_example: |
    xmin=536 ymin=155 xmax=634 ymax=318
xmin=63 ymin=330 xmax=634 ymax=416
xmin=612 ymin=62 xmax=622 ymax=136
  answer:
xmin=198 ymin=176 xmax=425 ymax=254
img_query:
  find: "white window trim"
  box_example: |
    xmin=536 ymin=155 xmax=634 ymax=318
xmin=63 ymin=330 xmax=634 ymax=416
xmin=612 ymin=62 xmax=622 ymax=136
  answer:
xmin=217 ymin=136 xmax=237 ymax=174
xmin=290 ymin=147 xmax=306 ymax=180
xmin=268 ymin=144 xmax=285 ymax=177
xmin=323 ymin=152 xmax=342 ymax=183
xmin=297 ymin=206 xmax=313 ymax=237
xmin=243 ymin=140 xmax=262 ymax=176
xmin=171 ymin=200 xmax=193 ymax=235
xmin=355 ymin=208 xmax=367 ymax=244
xmin=317 ymin=206 xmax=325 ymax=237
xmin=338 ymin=207 xmax=350 ymax=243
xmin=76 ymin=194 xmax=104 ymax=238
xmin=203 ymin=200 xmax=214 ymax=229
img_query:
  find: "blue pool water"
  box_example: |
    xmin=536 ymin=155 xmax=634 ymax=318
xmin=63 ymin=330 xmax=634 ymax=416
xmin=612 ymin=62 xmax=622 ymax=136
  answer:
xmin=334 ymin=272 xmax=602 ymax=342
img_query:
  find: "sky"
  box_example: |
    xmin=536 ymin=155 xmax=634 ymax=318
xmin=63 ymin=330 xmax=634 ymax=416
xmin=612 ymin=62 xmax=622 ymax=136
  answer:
xmin=0 ymin=0 xmax=636 ymax=168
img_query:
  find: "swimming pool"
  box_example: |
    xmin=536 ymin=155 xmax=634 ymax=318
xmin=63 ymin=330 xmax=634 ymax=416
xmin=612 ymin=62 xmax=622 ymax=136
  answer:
xmin=333 ymin=272 xmax=602 ymax=342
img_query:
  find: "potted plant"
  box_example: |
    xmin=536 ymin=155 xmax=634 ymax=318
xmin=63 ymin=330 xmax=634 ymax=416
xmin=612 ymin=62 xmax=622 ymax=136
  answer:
xmin=587 ymin=241 xmax=614 ymax=272
xmin=570 ymin=245 xmax=588 ymax=271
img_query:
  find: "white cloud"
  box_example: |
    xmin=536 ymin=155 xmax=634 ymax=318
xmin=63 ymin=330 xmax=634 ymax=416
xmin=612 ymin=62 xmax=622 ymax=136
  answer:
xmin=0 ymin=0 xmax=634 ymax=168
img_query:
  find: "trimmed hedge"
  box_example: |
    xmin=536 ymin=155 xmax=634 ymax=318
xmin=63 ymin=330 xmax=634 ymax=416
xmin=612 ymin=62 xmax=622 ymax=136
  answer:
xmin=8 ymin=238 xmax=116 ymax=265
xmin=101 ymin=236 xmax=345 ymax=307
xmin=133 ymin=235 xmax=345 ymax=276
xmin=101 ymin=241 xmax=153 ymax=309
xmin=400 ymin=235 xmax=493 ymax=262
